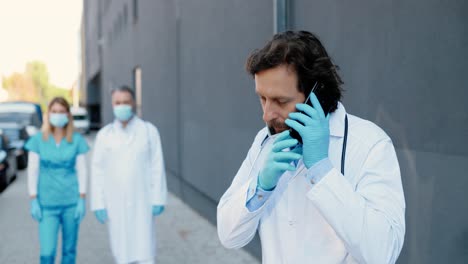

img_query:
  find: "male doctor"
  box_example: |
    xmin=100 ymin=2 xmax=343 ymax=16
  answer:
xmin=91 ymin=86 xmax=167 ymax=264
xmin=217 ymin=31 xmax=406 ymax=263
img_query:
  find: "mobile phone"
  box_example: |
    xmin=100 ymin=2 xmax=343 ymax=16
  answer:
xmin=289 ymin=82 xmax=332 ymax=144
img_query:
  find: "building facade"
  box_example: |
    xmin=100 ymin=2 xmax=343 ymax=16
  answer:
xmin=83 ymin=0 xmax=468 ymax=262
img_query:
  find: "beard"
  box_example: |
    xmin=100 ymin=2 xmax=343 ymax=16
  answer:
xmin=267 ymin=119 xmax=289 ymax=135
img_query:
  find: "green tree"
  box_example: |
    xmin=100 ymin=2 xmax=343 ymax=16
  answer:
xmin=2 ymin=61 xmax=72 ymax=111
xmin=2 ymin=72 xmax=39 ymax=102
xmin=25 ymin=61 xmax=50 ymax=108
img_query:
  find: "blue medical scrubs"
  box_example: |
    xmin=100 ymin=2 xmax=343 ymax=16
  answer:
xmin=25 ymin=132 xmax=89 ymax=264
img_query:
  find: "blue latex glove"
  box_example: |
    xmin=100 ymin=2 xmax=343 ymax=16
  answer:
xmin=152 ymin=205 xmax=165 ymax=216
xmin=30 ymin=198 xmax=42 ymax=222
xmin=74 ymin=198 xmax=86 ymax=223
xmin=94 ymin=209 xmax=108 ymax=224
xmin=285 ymin=92 xmax=330 ymax=169
xmin=258 ymin=130 xmax=302 ymax=190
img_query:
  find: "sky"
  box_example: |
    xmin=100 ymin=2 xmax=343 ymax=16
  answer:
xmin=0 ymin=0 xmax=83 ymax=94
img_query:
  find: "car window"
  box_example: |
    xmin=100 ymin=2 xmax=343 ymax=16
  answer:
xmin=0 ymin=103 xmax=43 ymax=128
xmin=31 ymin=114 xmax=42 ymax=127
xmin=3 ymin=129 xmax=19 ymax=142
xmin=73 ymin=115 xmax=87 ymax=121
xmin=0 ymin=113 xmax=33 ymax=126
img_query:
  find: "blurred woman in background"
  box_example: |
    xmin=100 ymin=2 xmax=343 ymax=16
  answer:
xmin=25 ymin=97 xmax=89 ymax=264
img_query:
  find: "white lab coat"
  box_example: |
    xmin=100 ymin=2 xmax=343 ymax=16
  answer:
xmin=91 ymin=117 xmax=167 ymax=263
xmin=217 ymin=103 xmax=405 ymax=264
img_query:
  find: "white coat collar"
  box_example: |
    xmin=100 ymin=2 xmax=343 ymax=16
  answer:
xmin=113 ymin=115 xmax=139 ymax=131
xmin=329 ymin=102 xmax=347 ymax=138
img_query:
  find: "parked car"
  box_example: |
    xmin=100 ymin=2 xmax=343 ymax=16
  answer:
xmin=0 ymin=129 xmax=18 ymax=190
xmin=0 ymin=101 xmax=42 ymax=136
xmin=71 ymin=107 xmax=90 ymax=134
xmin=0 ymin=123 xmax=29 ymax=170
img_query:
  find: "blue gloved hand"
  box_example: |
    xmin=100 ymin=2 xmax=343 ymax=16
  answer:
xmin=74 ymin=198 xmax=86 ymax=223
xmin=285 ymin=92 xmax=330 ymax=169
xmin=258 ymin=130 xmax=302 ymax=191
xmin=152 ymin=205 xmax=165 ymax=216
xmin=30 ymin=198 xmax=42 ymax=222
xmin=94 ymin=209 xmax=108 ymax=224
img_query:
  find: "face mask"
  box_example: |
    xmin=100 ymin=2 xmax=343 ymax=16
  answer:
xmin=49 ymin=113 xmax=69 ymax=128
xmin=113 ymin=105 xmax=133 ymax=121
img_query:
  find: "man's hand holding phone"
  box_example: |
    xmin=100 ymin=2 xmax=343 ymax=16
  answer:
xmin=285 ymin=92 xmax=330 ymax=169
xmin=258 ymin=130 xmax=302 ymax=191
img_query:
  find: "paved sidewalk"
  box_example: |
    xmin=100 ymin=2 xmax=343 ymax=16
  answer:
xmin=0 ymin=134 xmax=259 ymax=264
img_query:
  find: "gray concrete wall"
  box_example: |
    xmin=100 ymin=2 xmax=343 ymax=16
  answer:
xmin=83 ymin=0 xmax=101 ymax=80
xmin=292 ymin=1 xmax=468 ymax=262
xmin=84 ymin=0 xmax=468 ymax=262
xmin=177 ymin=0 xmax=272 ymax=219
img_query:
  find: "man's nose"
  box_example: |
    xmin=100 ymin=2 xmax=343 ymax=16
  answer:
xmin=262 ymin=101 xmax=278 ymax=122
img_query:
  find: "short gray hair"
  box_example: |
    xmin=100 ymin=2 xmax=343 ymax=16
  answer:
xmin=111 ymin=85 xmax=135 ymax=100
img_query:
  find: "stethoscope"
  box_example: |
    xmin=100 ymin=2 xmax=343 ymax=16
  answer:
xmin=341 ymin=115 xmax=348 ymax=176
xmin=249 ymin=114 xmax=349 ymax=180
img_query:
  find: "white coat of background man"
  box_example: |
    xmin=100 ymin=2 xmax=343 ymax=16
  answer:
xmin=91 ymin=86 xmax=167 ymax=264
xmin=217 ymin=31 xmax=405 ymax=263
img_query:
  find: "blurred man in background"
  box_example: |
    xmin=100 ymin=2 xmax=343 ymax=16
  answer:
xmin=91 ymin=86 xmax=167 ymax=264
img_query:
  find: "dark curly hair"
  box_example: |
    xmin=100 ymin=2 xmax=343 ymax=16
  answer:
xmin=246 ymin=31 xmax=343 ymax=113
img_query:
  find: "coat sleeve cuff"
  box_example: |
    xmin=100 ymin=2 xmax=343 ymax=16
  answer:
xmin=305 ymin=158 xmax=334 ymax=186
xmin=245 ymin=175 xmax=274 ymax=212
